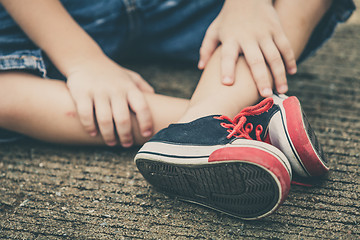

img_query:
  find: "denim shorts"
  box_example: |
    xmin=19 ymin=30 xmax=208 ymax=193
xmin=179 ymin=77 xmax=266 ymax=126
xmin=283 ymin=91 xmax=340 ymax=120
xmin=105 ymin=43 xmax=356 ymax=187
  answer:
xmin=0 ymin=0 xmax=356 ymax=80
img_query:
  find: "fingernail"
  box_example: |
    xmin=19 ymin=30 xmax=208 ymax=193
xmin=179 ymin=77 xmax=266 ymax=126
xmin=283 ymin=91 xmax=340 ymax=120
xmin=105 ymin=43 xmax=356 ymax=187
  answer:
xmin=90 ymin=131 xmax=97 ymax=137
xmin=107 ymin=140 xmax=117 ymax=146
xmin=142 ymin=130 xmax=152 ymax=138
xmin=198 ymin=60 xmax=205 ymax=69
xmin=262 ymin=88 xmax=273 ymax=97
xmin=122 ymin=142 xmax=133 ymax=148
xmin=222 ymin=77 xmax=233 ymax=85
xmin=278 ymin=85 xmax=288 ymax=93
xmin=289 ymin=67 xmax=297 ymax=74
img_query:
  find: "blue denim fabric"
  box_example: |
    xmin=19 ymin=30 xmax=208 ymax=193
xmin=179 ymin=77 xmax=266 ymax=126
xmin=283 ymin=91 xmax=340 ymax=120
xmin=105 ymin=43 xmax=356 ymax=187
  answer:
xmin=0 ymin=0 xmax=356 ymax=80
xmin=129 ymin=0 xmax=223 ymax=62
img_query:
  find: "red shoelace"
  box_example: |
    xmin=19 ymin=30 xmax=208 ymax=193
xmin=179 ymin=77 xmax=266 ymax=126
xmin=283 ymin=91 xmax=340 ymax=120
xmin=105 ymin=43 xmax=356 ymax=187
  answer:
xmin=215 ymin=98 xmax=274 ymax=141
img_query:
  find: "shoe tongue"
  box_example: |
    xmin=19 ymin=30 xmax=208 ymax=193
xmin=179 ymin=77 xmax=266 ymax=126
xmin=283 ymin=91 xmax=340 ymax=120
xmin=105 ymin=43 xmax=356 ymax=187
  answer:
xmin=263 ymin=131 xmax=271 ymax=144
xmin=156 ymin=115 xmax=235 ymax=145
xmin=243 ymin=103 xmax=280 ymax=141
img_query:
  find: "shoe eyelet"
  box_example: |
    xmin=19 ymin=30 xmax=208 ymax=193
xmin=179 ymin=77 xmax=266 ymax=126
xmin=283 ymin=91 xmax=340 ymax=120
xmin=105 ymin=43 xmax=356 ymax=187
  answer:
xmin=256 ymin=125 xmax=263 ymax=134
xmin=245 ymin=123 xmax=253 ymax=133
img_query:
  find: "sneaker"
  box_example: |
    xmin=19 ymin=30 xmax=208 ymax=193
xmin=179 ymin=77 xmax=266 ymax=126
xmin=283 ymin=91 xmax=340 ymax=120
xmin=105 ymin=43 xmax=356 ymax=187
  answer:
xmin=244 ymin=94 xmax=329 ymax=177
xmin=0 ymin=128 xmax=23 ymax=143
xmin=134 ymin=101 xmax=292 ymax=220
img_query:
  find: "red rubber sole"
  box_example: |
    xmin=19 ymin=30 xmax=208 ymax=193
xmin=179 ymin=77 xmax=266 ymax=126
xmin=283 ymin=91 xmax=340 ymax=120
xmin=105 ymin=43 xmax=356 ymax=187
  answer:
xmin=283 ymin=97 xmax=329 ymax=176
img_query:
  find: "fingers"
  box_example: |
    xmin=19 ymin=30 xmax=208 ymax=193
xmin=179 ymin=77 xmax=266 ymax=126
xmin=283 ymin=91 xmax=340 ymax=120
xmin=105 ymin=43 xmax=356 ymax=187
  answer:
xmin=274 ymin=33 xmax=297 ymax=75
xmin=94 ymin=89 xmax=152 ymax=148
xmin=221 ymin=41 xmax=240 ymax=85
xmin=127 ymin=88 xmax=153 ymax=139
xmin=111 ymin=95 xmax=133 ymax=148
xmin=94 ymin=95 xmax=117 ymax=146
xmin=260 ymin=38 xmax=288 ymax=94
xmin=199 ymin=26 xmax=219 ymax=70
xmin=241 ymin=34 xmax=296 ymax=96
xmin=111 ymin=87 xmax=153 ymax=148
xmin=91 ymin=84 xmax=151 ymax=148
xmin=242 ymin=41 xmax=273 ymax=97
xmin=74 ymin=92 xmax=134 ymax=147
xmin=74 ymin=94 xmax=97 ymax=137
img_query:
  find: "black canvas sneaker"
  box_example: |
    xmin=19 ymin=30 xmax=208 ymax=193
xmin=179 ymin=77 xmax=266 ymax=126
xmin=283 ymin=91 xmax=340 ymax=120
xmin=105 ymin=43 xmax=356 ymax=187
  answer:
xmin=135 ymin=100 xmax=292 ymax=220
xmin=243 ymin=94 xmax=329 ymax=177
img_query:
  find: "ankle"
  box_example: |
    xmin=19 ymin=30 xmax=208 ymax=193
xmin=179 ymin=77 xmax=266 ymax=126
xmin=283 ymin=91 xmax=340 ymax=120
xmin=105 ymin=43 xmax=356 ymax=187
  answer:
xmin=178 ymin=97 xmax=260 ymax=123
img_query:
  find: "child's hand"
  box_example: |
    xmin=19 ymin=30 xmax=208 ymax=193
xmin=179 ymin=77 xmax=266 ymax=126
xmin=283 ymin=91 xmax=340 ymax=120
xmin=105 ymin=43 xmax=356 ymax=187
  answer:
xmin=198 ymin=0 xmax=297 ymax=97
xmin=66 ymin=55 xmax=154 ymax=147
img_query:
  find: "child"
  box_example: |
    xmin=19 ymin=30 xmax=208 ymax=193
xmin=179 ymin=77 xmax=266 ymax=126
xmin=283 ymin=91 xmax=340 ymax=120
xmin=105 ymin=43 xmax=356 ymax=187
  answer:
xmin=0 ymin=0 xmax=355 ymax=219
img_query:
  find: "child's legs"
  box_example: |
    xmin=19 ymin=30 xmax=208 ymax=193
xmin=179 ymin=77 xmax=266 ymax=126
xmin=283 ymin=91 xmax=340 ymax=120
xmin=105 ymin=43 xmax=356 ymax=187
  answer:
xmin=0 ymin=72 xmax=188 ymax=145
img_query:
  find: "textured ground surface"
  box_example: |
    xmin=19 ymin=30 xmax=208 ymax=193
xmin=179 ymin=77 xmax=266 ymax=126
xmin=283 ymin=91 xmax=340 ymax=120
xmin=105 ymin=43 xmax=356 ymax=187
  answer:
xmin=1 ymin=4 xmax=359 ymax=240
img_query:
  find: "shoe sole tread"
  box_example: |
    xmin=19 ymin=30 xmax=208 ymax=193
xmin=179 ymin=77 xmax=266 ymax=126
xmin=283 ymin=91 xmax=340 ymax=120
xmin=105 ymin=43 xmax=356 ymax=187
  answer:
xmin=136 ymin=159 xmax=281 ymax=220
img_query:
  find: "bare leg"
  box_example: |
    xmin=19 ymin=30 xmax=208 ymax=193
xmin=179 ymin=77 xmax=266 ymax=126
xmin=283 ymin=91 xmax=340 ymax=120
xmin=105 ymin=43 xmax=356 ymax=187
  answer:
xmin=274 ymin=0 xmax=333 ymax=58
xmin=179 ymin=52 xmax=260 ymax=123
xmin=179 ymin=0 xmax=332 ymax=123
xmin=0 ymin=72 xmax=188 ymax=145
